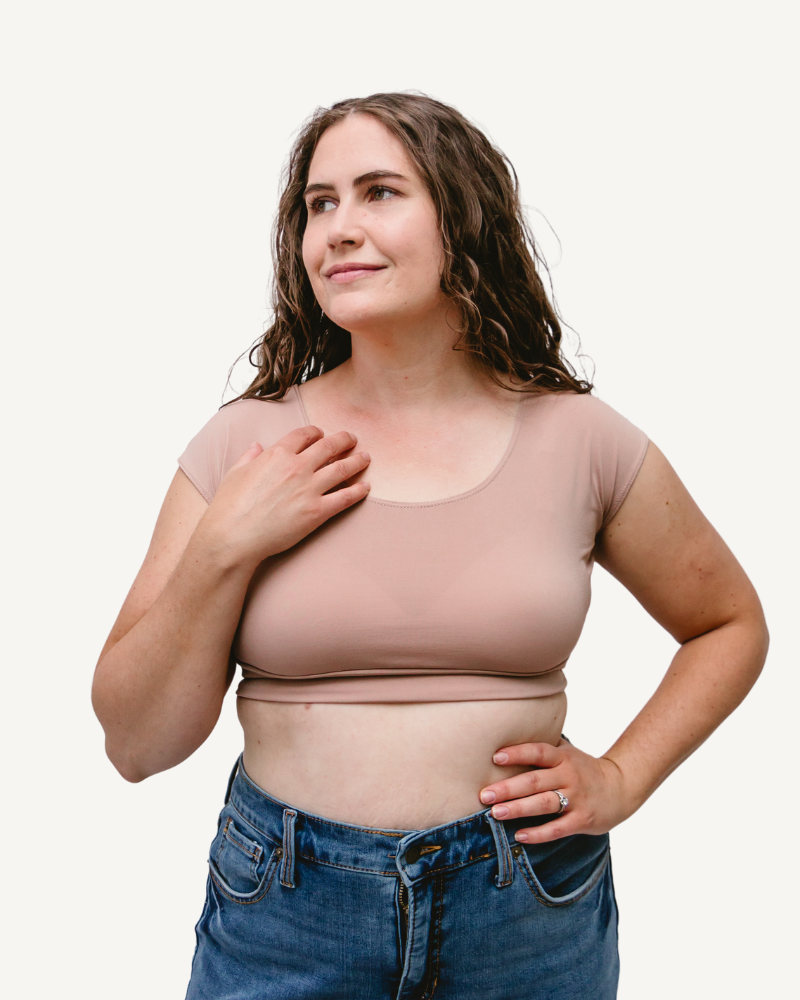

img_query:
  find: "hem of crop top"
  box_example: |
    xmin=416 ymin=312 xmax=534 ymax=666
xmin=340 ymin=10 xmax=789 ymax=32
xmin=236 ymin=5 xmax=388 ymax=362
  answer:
xmin=235 ymin=670 xmax=567 ymax=703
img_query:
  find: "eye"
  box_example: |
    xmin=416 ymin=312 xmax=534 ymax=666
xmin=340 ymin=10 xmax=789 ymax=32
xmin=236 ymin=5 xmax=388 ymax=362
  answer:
xmin=369 ymin=186 xmax=397 ymax=203
xmin=309 ymin=196 xmax=336 ymax=214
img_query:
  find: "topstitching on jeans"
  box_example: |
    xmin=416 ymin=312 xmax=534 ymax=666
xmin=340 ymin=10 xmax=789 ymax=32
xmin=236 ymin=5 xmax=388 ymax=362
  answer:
xmin=228 ymin=801 xmax=281 ymax=850
xmin=293 ymin=849 xmax=494 ymax=878
xmin=221 ymin=817 xmax=263 ymax=859
xmin=512 ymin=846 xmax=610 ymax=907
xmin=209 ymin=847 xmax=282 ymax=905
xmin=419 ymin=874 xmax=444 ymax=1000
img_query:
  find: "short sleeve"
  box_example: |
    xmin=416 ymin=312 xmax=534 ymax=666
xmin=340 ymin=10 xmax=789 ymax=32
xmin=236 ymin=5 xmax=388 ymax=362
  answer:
xmin=177 ymin=394 xmax=305 ymax=503
xmin=177 ymin=407 xmax=234 ymax=503
xmin=584 ymin=396 xmax=649 ymax=529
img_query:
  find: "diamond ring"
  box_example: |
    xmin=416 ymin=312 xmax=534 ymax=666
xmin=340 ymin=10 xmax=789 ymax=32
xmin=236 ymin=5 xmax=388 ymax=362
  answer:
xmin=554 ymin=790 xmax=569 ymax=814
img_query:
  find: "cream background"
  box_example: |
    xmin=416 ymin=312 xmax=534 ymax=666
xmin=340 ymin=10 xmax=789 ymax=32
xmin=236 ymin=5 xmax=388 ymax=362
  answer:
xmin=2 ymin=2 xmax=797 ymax=996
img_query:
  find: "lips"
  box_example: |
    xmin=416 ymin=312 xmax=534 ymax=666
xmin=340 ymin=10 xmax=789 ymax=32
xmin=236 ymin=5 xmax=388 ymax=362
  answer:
xmin=324 ymin=262 xmax=387 ymax=283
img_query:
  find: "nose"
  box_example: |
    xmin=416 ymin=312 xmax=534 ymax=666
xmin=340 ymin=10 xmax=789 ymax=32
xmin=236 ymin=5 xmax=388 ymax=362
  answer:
xmin=325 ymin=195 xmax=365 ymax=250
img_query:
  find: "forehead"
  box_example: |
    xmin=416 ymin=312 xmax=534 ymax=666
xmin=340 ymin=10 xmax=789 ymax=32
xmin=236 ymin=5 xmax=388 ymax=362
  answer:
xmin=307 ymin=114 xmax=416 ymax=183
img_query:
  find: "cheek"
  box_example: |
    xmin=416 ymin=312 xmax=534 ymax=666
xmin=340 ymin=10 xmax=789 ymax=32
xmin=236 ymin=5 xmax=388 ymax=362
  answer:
xmin=392 ymin=215 xmax=445 ymax=290
xmin=302 ymin=229 xmax=325 ymax=293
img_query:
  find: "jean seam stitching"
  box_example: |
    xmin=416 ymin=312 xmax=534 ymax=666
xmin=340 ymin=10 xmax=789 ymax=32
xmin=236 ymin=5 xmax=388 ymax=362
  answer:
xmin=296 ymin=855 xmax=399 ymax=875
xmin=420 ymin=874 xmax=444 ymax=1000
xmin=224 ymin=820 xmax=262 ymax=860
xmin=403 ymin=884 xmax=417 ymax=988
xmin=226 ymin=802 xmax=280 ymax=849
xmin=513 ymin=848 xmax=610 ymax=907
xmin=280 ymin=809 xmax=297 ymax=888
xmin=287 ymin=851 xmax=494 ymax=877
xmin=209 ymin=849 xmax=281 ymax=905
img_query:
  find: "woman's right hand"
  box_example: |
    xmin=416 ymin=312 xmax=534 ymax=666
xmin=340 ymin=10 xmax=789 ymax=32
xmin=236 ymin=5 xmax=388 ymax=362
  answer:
xmin=197 ymin=425 xmax=371 ymax=568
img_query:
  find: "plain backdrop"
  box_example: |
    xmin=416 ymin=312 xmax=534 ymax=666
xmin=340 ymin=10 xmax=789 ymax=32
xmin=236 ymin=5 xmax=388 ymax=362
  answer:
xmin=2 ymin=2 xmax=798 ymax=997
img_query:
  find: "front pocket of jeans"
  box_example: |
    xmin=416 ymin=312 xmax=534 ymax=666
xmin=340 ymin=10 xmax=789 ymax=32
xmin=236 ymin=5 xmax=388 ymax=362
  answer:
xmin=514 ymin=833 xmax=610 ymax=907
xmin=208 ymin=813 xmax=281 ymax=903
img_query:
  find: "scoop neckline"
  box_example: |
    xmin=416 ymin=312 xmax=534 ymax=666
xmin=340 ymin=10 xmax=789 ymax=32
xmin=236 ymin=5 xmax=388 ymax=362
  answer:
xmin=292 ymin=383 xmax=525 ymax=509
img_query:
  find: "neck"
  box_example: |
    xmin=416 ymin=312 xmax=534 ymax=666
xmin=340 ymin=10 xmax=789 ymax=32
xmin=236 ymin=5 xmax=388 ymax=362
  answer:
xmin=329 ymin=309 xmax=500 ymax=415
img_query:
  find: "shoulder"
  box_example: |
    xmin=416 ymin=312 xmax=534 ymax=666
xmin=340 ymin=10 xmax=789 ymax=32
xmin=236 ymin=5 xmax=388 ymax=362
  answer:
xmin=195 ymin=391 xmax=305 ymax=443
xmin=177 ymin=390 xmax=305 ymax=502
xmin=517 ymin=391 xmax=650 ymax=527
xmin=519 ymin=390 xmax=645 ymax=441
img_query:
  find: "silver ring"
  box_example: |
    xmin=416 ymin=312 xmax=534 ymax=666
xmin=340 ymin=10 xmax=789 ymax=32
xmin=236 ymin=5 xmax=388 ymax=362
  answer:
xmin=554 ymin=790 xmax=569 ymax=814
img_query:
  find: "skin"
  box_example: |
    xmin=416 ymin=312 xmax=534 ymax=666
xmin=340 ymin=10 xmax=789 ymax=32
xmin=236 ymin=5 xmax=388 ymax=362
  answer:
xmin=92 ymin=114 xmax=768 ymax=843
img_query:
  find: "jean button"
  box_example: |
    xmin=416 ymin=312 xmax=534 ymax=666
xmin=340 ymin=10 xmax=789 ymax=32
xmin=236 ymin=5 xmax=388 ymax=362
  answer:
xmin=405 ymin=844 xmax=422 ymax=864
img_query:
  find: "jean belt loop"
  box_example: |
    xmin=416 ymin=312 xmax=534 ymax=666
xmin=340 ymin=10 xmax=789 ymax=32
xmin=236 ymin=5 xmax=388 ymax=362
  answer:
xmin=280 ymin=809 xmax=298 ymax=888
xmin=223 ymin=755 xmax=241 ymax=806
xmin=485 ymin=811 xmax=514 ymax=888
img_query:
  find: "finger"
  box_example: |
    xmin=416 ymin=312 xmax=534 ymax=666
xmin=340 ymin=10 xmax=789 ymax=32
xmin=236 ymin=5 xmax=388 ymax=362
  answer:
xmin=318 ymin=480 xmax=371 ymax=517
xmin=276 ymin=425 xmax=325 ymax=455
xmin=227 ymin=441 xmax=264 ymax=472
xmin=512 ymin=817 xmax=576 ymax=845
xmin=492 ymin=742 xmax=563 ymax=768
xmin=315 ymin=452 xmax=371 ymax=494
xmin=302 ymin=430 xmax=360 ymax=470
xmin=488 ymin=789 xmax=567 ymax=821
xmin=480 ymin=765 xmax=565 ymax=806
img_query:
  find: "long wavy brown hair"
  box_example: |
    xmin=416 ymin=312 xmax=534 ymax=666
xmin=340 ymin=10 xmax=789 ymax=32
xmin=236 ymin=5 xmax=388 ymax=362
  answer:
xmin=233 ymin=92 xmax=591 ymax=401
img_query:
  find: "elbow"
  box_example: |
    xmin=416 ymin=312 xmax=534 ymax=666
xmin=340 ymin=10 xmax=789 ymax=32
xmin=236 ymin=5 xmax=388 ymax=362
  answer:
xmin=104 ymin=739 xmax=160 ymax=784
xmin=92 ymin=683 xmax=161 ymax=783
xmin=745 ymin=595 xmax=770 ymax=673
xmin=116 ymin=763 xmax=150 ymax=784
xmin=756 ymin=613 xmax=770 ymax=672
xmin=111 ymin=748 xmax=153 ymax=783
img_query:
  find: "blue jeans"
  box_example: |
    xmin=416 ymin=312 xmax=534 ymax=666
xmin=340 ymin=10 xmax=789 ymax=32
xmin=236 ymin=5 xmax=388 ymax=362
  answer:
xmin=186 ymin=756 xmax=619 ymax=999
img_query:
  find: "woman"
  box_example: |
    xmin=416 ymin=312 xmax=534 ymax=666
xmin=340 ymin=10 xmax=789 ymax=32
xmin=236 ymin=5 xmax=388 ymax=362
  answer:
xmin=92 ymin=93 xmax=768 ymax=999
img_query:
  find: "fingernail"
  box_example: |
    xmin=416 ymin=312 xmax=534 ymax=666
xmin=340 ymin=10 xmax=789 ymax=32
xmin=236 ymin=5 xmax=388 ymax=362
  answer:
xmin=480 ymin=790 xmax=496 ymax=804
xmin=492 ymin=805 xmax=509 ymax=819
xmin=361 ymin=452 xmax=370 ymax=461
xmin=515 ymin=832 xmax=528 ymax=842
xmin=493 ymin=752 xmax=508 ymax=764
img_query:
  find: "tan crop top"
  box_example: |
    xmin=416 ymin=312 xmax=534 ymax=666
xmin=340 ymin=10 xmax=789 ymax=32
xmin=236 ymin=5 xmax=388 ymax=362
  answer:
xmin=178 ymin=386 xmax=648 ymax=703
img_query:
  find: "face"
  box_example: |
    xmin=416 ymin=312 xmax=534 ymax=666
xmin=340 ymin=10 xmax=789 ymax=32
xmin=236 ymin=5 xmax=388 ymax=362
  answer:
xmin=302 ymin=114 xmax=448 ymax=337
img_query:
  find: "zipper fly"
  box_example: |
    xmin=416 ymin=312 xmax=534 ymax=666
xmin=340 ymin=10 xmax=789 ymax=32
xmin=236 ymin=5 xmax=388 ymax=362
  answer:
xmin=398 ymin=880 xmax=409 ymax=938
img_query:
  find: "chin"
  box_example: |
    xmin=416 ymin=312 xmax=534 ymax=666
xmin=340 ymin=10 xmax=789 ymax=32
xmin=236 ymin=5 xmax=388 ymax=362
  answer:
xmin=326 ymin=301 xmax=399 ymax=334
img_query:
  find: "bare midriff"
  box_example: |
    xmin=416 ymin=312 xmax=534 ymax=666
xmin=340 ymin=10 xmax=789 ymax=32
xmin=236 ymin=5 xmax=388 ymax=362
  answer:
xmin=238 ymin=694 xmax=567 ymax=830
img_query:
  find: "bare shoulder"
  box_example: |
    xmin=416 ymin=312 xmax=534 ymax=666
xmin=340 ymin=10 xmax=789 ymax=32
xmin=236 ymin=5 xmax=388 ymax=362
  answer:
xmin=97 ymin=468 xmax=208 ymax=662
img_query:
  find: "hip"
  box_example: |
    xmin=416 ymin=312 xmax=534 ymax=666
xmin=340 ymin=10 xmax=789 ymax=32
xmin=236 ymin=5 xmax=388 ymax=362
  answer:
xmin=186 ymin=756 xmax=618 ymax=1000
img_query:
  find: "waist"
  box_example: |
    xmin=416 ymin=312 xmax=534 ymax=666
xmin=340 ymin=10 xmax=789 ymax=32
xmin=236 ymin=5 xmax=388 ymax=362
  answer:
xmin=236 ymin=667 xmax=567 ymax=703
xmin=224 ymin=754 xmax=554 ymax=859
xmin=237 ymin=693 xmax=568 ymax=828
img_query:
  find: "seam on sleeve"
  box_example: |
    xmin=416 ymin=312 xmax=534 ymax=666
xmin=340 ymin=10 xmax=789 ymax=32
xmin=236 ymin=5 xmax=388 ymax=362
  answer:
xmin=177 ymin=459 xmax=212 ymax=504
xmin=601 ymin=435 xmax=650 ymax=529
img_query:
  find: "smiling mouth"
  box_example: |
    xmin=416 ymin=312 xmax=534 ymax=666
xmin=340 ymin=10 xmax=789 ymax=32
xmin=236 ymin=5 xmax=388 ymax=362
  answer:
xmin=324 ymin=263 xmax=387 ymax=283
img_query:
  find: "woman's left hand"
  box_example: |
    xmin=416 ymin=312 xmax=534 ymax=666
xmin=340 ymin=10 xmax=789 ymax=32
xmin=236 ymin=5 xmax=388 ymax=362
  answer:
xmin=478 ymin=739 xmax=637 ymax=844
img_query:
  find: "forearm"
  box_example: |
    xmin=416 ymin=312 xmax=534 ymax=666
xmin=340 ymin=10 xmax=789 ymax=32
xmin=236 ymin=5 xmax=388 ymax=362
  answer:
xmin=92 ymin=530 xmax=257 ymax=781
xmin=602 ymin=614 xmax=769 ymax=812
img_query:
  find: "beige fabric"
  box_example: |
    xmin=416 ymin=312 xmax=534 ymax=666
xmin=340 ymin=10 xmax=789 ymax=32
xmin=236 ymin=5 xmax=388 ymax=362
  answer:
xmin=178 ymin=386 xmax=648 ymax=703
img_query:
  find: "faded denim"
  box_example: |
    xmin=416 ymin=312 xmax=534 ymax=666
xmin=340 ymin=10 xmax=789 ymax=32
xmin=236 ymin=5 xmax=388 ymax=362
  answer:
xmin=185 ymin=756 xmax=619 ymax=999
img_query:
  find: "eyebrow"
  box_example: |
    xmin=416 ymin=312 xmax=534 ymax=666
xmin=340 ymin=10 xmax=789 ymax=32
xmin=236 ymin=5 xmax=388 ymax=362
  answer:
xmin=303 ymin=170 xmax=410 ymax=198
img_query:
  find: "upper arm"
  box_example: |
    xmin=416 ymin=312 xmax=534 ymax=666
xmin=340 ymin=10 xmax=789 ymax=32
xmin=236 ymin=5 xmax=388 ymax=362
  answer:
xmin=97 ymin=468 xmax=209 ymax=663
xmin=594 ymin=442 xmax=765 ymax=643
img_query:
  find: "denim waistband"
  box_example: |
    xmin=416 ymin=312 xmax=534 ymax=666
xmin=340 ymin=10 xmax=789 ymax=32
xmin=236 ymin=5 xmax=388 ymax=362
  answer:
xmin=223 ymin=755 xmax=526 ymax=889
